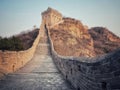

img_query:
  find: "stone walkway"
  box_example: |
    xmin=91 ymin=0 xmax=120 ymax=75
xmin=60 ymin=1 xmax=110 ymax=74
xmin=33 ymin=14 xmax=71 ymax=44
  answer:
xmin=0 ymin=29 xmax=73 ymax=90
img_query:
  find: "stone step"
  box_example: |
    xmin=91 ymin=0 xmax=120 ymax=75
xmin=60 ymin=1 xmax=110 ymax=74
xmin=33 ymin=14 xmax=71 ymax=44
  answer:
xmin=35 ymin=43 xmax=50 ymax=55
xmin=0 ymin=27 xmax=73 ymax=90
xmin=15 ymin=55 xmax=58 ymax=73
xmin=0 ymin=73 xmax=73 ymax=90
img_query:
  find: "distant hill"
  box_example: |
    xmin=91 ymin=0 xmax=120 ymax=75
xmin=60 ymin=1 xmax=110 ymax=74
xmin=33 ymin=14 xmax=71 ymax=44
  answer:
xmin=89 ymin=27 xmax=120 ymax=55
xmin=17 ymin=28 xmax=39 ymax=50
xmin=0 ymin=28 xmax=39 ymax=51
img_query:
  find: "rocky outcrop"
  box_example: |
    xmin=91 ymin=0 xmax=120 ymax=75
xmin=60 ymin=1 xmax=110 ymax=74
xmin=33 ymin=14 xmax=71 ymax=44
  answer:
xmin=50 ymin=17 xmax=95 ymax=57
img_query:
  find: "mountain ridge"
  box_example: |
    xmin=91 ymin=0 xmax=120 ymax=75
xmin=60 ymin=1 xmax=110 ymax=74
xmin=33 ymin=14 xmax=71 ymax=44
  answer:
xmin=50 ymin=17 xmax=120 ymax=57
xmin=89 ymin=27 xmax=120 ymax=55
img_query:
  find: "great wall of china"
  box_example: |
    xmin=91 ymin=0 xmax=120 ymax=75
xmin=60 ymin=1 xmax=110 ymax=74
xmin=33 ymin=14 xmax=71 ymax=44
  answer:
xmin=0 ymin=26 xmax=41 ymax=75
xmin=0 ymin=7 xmax=120 ymax=90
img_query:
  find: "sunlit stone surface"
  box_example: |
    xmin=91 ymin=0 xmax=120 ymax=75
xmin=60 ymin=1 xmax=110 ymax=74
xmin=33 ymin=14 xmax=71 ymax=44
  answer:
xmin=0 ymin=27 xmax=73 ymax=90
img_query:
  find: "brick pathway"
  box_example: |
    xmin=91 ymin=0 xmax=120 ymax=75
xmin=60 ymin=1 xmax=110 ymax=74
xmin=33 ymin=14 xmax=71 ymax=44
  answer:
xmin=0 ymin=28 xmax=73 ymax=90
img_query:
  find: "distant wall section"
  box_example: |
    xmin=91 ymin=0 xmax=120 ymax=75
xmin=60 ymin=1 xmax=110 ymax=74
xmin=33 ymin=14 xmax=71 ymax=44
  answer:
xmin=41 ymin=7 xmax=62 ymax=28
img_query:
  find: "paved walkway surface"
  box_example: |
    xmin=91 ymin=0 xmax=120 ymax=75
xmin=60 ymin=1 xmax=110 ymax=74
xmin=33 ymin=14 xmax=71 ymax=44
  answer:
xmin=0 ymin=29 xmax=73 ymax=90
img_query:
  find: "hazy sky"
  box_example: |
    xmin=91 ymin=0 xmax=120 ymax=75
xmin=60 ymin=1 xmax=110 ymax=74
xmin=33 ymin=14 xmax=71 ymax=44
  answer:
xmin=0 ymin=0 xmax=120 ymax=37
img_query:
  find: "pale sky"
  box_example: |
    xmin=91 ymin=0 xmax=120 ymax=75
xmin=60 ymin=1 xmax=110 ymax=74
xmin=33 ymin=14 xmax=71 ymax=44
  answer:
xmin=0 ymin=0 xmax=120 ymax=37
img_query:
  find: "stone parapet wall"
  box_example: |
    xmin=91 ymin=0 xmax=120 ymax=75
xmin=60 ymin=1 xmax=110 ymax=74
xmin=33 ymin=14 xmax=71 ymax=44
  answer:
xmin=46 ymin=26 xmax=120 ymax=90
xmin=0 ymin=29 xmax=40 ymax=75
xmin=42 ymin=7 xmax=62 ymax=27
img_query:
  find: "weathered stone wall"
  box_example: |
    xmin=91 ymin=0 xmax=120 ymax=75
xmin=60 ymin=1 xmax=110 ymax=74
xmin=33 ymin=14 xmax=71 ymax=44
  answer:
xmin=41 ymin=7 xmax=120 ymax=89
xmin=46 ymin=26 xmax=120 ymax=90
xmin=0 ymin=29 xmax=41 ymax=75
xmin=42 ymin=7 xmax=62 ymax=27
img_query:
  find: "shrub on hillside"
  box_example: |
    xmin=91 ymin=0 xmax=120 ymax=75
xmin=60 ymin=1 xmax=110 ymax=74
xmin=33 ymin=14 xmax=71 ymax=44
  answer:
xmin=0 ymin=36 xmax=24 ymax=51
xmin=0 ymin=28 xmax=39 ymax=51
xmin=17 ymin=28 xmax=39 ymax=49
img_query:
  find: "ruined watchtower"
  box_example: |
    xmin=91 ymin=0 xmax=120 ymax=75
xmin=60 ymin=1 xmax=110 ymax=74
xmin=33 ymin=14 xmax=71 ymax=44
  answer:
xmin=41 ymin=7 xmax=62 ymax=28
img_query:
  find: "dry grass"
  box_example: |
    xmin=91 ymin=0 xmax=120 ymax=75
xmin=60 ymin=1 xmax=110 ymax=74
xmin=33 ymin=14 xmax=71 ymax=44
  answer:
xmin=89 ymin=27 xmax=120 ymax=55
xmin=50 ymin=18 xmax=95 ymax=57
xmin=17 ymin=28 xmax=39 ymax=50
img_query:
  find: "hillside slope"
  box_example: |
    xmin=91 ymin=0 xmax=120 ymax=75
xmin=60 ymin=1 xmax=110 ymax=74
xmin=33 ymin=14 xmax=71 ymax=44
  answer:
xmin=50 ymin=18 xmax=95 ymax=57
xmin=89 ymin=27 xmax=120 ymax=55
xmin=50 ymin=17 xmax=120 ymax=57
xmin=17 ymin=28 xmax=39 ymax=50
xmin=0 ymin=28 xmax=39 ymax=51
